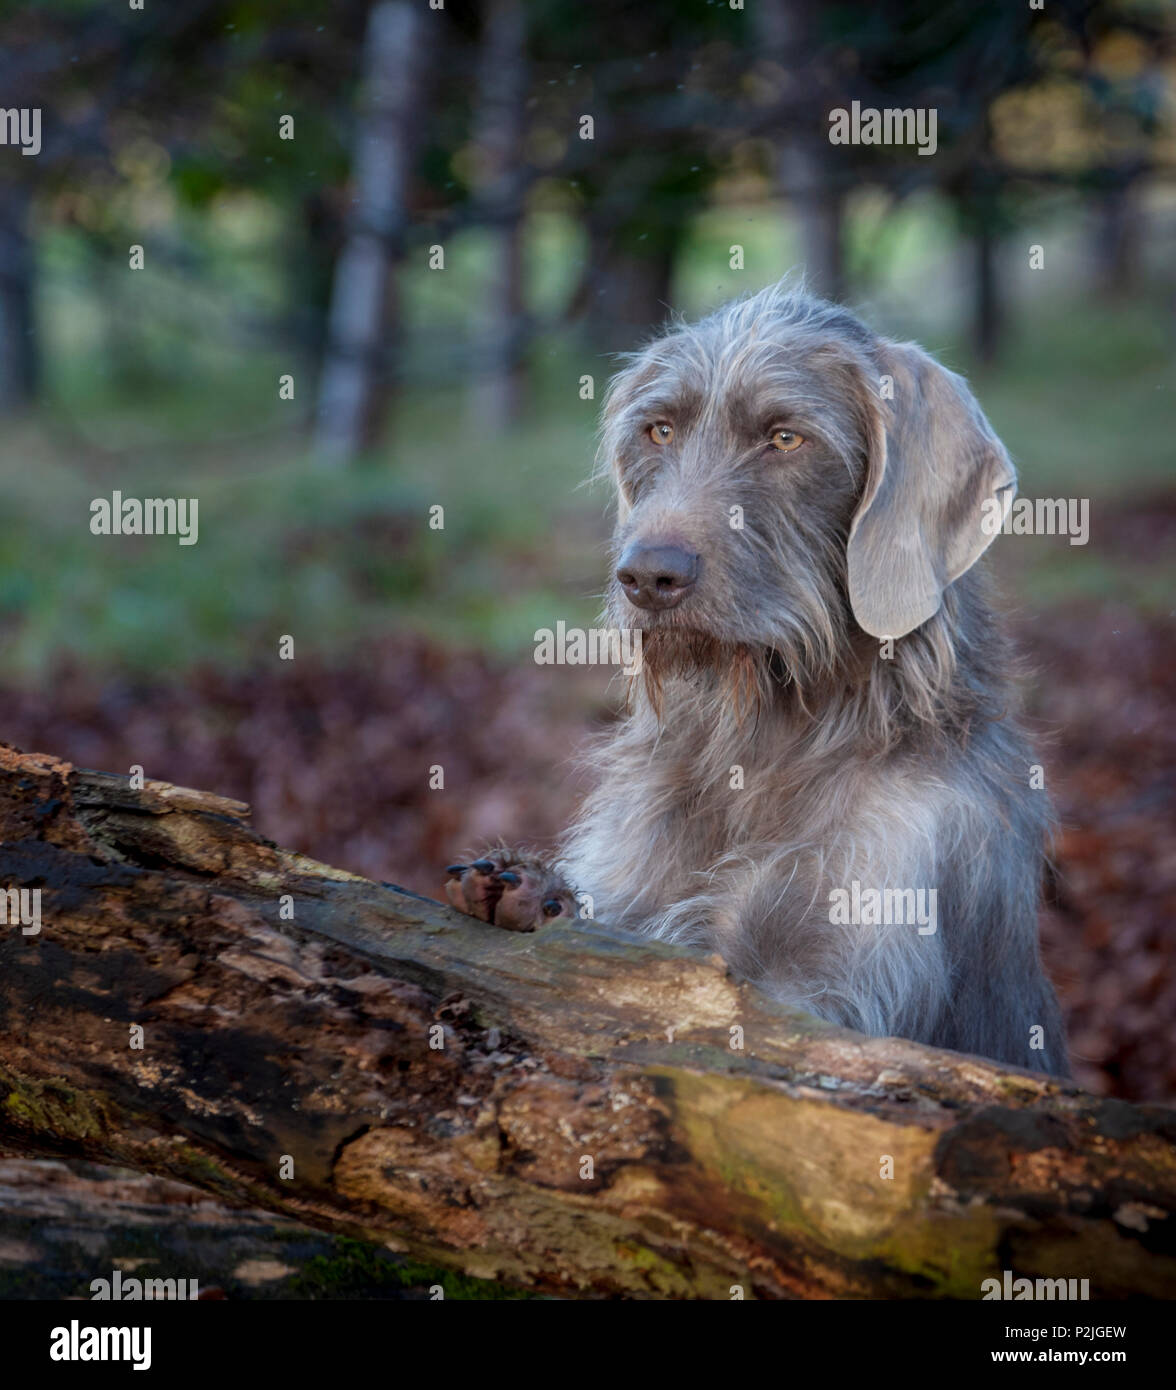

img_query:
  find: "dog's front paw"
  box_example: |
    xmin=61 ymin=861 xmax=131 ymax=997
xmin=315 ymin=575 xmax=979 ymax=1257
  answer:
xmin=444 ymin=850 xmax=577 ymax=932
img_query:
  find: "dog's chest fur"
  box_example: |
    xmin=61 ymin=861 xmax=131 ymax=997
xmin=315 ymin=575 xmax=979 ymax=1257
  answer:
xmin=562 ymin=682 xmax=940 ymax=953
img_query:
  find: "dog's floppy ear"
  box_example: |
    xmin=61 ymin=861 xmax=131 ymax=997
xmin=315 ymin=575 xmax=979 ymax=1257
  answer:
xmin=847 ymin=339 xmax=1016 ymax=639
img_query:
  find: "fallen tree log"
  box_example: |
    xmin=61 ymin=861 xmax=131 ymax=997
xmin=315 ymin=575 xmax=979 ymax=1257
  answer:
xmin=0 ymin=743 xmax=1173 ymax=1299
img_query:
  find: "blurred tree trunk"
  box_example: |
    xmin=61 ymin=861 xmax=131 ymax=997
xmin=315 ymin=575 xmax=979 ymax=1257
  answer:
xmin=954 ymin=116 xmax=1004 ymax=367
xmin=951 ymin=184 xmax=1004 ymax=367
xmin=292 ymin=190 xmax=342 ymax=373
xmin=972 ymin=214 xmax=1001 ymax=366
xmin=0 ymin=182 xmax=37 ymax=411
xmin=1093 ymin=176 xmax=1141 ymax=300
xmin=777 ymin=143 xmax=845 ymax=301
xmin=468 ymin=0 xmax=529 ymax=433
xmin=581 ymin=221 xmax=676 ymax=353
xmin=754 ymin=0 xmax=844 ymax=302
xmin=314 ymin=0 xmax=431 ymax=467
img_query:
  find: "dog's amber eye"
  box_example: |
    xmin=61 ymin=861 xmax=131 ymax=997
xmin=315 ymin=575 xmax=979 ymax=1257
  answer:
xmin=769 ymin=429 xmax=804 ymax=453
xmin=649 ymin=422 xmax=674 ymax=446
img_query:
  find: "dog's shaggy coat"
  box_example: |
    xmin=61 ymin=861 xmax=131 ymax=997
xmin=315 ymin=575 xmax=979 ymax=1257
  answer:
xmin=447 ymin=280 xmax=1068 ymax=1076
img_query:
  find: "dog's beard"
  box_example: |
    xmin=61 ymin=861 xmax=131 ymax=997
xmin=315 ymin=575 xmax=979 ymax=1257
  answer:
xmin=631 ymin=625 xmax=768 ymax=721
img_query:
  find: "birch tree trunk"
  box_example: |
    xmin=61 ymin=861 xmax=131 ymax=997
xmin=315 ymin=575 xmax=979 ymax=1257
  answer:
xmin=313 ymin=1 xmax=431 ymax=466
xmin=467 ymin=0 xmax=529 ymax=433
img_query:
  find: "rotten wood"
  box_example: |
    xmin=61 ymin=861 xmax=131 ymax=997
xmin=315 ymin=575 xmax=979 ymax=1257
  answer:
xmin=0 ymin=743 xmax=1173 ymax=1299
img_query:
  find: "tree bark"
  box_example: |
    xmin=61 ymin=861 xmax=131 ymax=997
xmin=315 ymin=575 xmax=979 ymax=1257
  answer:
xmin=313 ymin=0 xmax=430 ymax=467
xmin=467 ymin=0 xmax=530 ymax=433
xmin=1 ymin=742 xmax=1174 ymax=1299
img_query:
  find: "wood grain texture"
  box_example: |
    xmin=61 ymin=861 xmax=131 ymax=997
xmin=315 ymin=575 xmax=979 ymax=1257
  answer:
xmin=1 ymin=743 xmax=1173 ymax=1299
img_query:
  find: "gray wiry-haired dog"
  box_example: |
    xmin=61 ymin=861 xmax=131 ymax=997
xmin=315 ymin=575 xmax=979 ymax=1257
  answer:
xmin=446 ymin=280 xmax=1069 ymax=1076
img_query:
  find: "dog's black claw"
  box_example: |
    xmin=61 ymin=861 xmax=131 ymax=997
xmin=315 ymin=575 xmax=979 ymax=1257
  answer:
xmin=498 ymin=871 xmax=521 ymax=885
xmin=445 ymin=864 xmax=466 ymax=875
xmin=471 ymin=858 xmax=495 ymax=873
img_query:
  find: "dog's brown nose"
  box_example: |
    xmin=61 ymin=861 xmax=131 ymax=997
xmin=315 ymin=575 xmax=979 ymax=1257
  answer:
xmin=616 ymin=542 xmax=699 ymax=610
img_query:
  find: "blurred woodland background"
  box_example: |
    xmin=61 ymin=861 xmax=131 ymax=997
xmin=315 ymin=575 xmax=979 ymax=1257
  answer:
xmin=0 ymin=0 xmax=1173 ymax=1162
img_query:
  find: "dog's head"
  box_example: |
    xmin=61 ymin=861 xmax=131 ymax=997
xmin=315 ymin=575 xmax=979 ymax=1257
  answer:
xmin=599 ymin=280 xmax=1015 ymax=687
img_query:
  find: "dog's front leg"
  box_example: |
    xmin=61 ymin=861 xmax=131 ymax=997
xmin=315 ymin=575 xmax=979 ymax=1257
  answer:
xmin=444 ymin=849 xmax=578 ymax=932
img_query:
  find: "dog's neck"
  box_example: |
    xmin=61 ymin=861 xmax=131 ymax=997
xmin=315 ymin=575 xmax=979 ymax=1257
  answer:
xmin=627 ymin=602 xmax=1002 ymax=762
